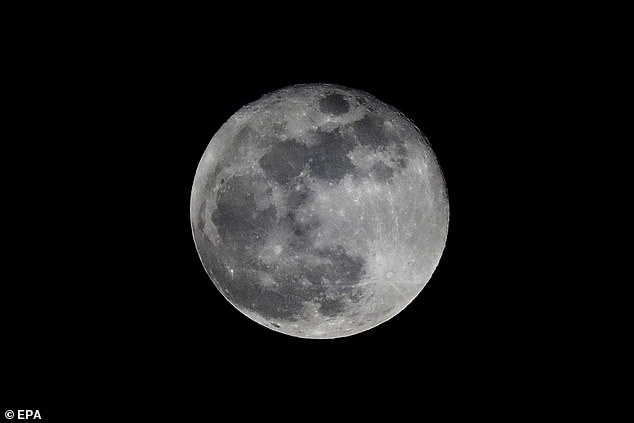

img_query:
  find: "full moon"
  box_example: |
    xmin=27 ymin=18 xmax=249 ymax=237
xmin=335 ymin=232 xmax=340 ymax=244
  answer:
xmin=191 ymin=84 xmax=449 ymax=338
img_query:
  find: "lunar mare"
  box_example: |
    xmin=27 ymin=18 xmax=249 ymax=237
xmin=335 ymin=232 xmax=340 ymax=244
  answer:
xmin=191 ymin=84 xmax=449 ymax=338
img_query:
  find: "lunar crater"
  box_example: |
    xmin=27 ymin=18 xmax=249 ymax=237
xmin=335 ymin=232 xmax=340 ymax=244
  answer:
xmin=319 ymin=92 xmax=350 ymax=116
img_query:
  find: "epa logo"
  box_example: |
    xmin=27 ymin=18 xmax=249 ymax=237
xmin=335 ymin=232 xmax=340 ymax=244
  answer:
xmin=4 ymin=410 xmax=41 ymax=420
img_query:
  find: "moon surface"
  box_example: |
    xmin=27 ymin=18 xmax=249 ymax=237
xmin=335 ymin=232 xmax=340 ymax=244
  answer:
xmin=191 ymin=83 xmax=449 ymax=338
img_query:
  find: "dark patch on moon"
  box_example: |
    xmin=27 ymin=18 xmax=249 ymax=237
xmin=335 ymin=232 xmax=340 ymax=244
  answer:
xmin=259 ymin=121 xmax=411 ymax=187
xmin=395 ymin=144 xmax=409 ymax=168
xmin=212 ymin=175 xmax=276 ymax=248
xmin=259 ymin=139 xmax=310 ymax=185
xmin=281 ymin=213 xmax=320 ymax=251
xmin=318 ymin=298 xmax=347 ymax=317
xmin=286 ymin=184 xmax=314 ymax=209
xmin=308 ymin=129 xmax=356 ymax=181
xmin=351 ymin=115 xmax=409 ymax=169
xmin=258 ymin=129 xmax=358 ymax=184
xmin=235 ymin=125 xmax=256 ymax=144
xmin=352 ymin=115 xmax=393 ymax=148
xmin=319 ymin=93 xmax=350 ymax=115
xmin=370 ymin=161 xmax=394 ymax=182
xmin=204 ymin=170 xmax=366 ymax=322
xmin=199 ymin=236 xmax=310 ymax=321
xmin=319 ymin=245 xmax=365 ymax=287
xmin=299 ymin=245 xmax=365 ymax=316
xmin=253 ymin=288 xmax=305 ymax=320
xmin=299 ymin=246 xmax=365 ymax=289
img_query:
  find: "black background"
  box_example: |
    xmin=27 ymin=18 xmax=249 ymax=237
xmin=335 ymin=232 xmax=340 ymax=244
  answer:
xmin=2 ymin=12 xmax=561 ymax=419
